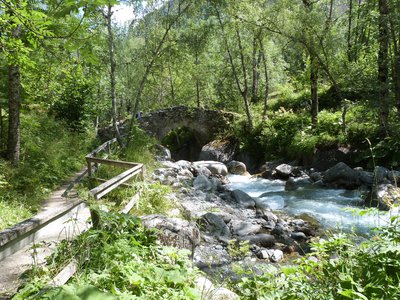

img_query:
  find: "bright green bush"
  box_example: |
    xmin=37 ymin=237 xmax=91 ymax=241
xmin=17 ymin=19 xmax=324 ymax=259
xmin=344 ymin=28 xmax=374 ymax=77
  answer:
xmin=230 ymin=216 xmax=400 ymax=300
xmin=15 ymin=211 xmax=201 ymax=300
xmin=0 ymin=112 xmax=95 ymax=230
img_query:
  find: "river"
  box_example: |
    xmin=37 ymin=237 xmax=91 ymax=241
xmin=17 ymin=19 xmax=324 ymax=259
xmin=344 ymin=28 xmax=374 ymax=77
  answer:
xmin=226 ymin=175 xmax=397 ymax=234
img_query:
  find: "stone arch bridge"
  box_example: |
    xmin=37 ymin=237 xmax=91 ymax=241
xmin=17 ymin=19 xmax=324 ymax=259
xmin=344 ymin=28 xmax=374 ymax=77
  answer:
xmin=138 ymin=106 xmax=238 ymax=145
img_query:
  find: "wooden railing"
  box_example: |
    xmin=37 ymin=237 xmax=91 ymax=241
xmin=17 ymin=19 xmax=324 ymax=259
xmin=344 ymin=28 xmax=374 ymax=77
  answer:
xmin=85 ymin=138 xmax=145 ymax=200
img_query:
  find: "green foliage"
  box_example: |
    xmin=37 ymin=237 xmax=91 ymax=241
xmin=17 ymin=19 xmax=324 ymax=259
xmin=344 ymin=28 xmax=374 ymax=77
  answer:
xmin=130 ymin=182 xmax=175 ymax=216
xmin=15 ymin=210 xmax=201 ymax=299
xmin=230 ymin=217 xmax=400 ymax=299
xmin=0 ymin=112 xmax=95 ymax=230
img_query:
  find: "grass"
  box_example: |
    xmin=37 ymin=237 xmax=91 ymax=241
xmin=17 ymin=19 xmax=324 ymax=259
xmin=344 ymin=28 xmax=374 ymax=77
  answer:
xmin=0 ymin=112 xmax=96 ymax=230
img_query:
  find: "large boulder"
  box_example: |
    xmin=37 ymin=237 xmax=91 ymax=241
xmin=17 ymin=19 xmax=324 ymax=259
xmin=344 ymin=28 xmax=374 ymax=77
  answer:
xmin=285 ymin=176 xmax=313 ymax=191
xmin=322 ymin=162 xmax=360 ymax=189
xmin=241 ymin=234 xmax=275 ymax=247
xmin=231 ymin=190 xmax=256 ymax=209
xmin=275 ymin=164 xmax=294 ymax=179
xmin=229 ymin=220 xmax=261 ymax=237
xmin=193 ymin=175 xmax=220 ymax=192
xmin=193 ymin=161 xmax=228 ymax=176
xmin=364 ymin=184 xmax=400 ymax=211
xmin=141 ymin=215 xmax=200 ymax=250
xmin=227 ymin=161 xmax=247 ymax=175
xmin=199 ymin=213 xmax=231 ymax=238
xmin=198 ymin=139 xmax=239 ymax=163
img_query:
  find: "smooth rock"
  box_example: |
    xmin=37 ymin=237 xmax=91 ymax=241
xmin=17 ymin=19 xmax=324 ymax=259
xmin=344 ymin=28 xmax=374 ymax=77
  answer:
xmin=257 ymin=249 xmax=284 ymax=262
xmin=285 ymin=176 xmax=313 ymax=191
xmin=141 ymin=215 xmax=200 ymax=250
xmin=200 ymin=213 xmax=231 ymax=238
xmin=231 ymin=190 xmax=256 ymax=209
xmin=229 ymin=220 xmax=261 ymax=237
xmin=241 ymin=234 xmax=275 ymax=247
xmin=227 ymin=161 xmax=247 ymax=175
xmin=193 ymin=175 xmax=219 ymax=192
xmin=322 ymin=162 xmax=360 ymax=189
xmin=193 ymin=161 xmax=228 ymax=176
xmin=275 ymin=164 xmax=294 ymax=179
xmin=290 ymin=231 xmax=307 ymax=241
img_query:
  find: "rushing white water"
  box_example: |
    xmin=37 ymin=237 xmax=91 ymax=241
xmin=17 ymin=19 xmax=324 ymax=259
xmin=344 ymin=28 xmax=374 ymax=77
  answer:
xmin=226 ymin=175 xmax=397 ymax=234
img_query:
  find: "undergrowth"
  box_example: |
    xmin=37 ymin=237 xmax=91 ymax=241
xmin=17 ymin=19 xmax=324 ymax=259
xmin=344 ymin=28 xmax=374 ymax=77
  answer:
xmin=14 ymin=210 xmax=201 ymax=300
xmin=0 ymin=113 xmax=96 ymax=230
xmin=229 ymin=216 xmax=400 ymax=300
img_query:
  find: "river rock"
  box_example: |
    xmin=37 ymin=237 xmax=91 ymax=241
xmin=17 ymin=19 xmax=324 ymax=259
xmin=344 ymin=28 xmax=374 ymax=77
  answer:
xmin=322 ymin=162 xmax=360 ymax=189
xmin=285 ymin=176 xmax=313 ymax=191
xmin=241 ymin=234 xmax=275 ymax=247
xmin=255 ymin=207 xmax=278 ymax=223
xmin=231 ymin=190 xmax=256 ymax=209
xmin=193 ymin=161 xmax=228 ymax=176
xmin=229 ymin=220 xmax=261 ymax=236
xmin=200 ymin=213 xmax=231 ymax=238
xmin=198 ymin=139 xmax=238 ymax=163
xmin=195 ymin=276 xmax=239 ymax=300
xmin=290 ymin=231 xmax=307 ymax=241
xmin=141 ymin=215 xmax=200 ymax=250
xmin=193 ymin=175 xmax=220 ymax=192
xmin=257 ymin=249 xmax=284 ymax=262
xmin=275 ymin=164 xmax=294 ymax=179
xmin=364 ymin=184 xmax=400 ymax=210
xmin=193 ymin=245 xmax=232 ymax=269
xmin=227 ymin=160 xmax=247 ymax=175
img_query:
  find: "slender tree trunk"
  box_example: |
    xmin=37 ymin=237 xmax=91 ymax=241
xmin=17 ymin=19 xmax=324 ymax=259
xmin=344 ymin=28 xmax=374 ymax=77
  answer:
xmin=378 ymin=0 xmax=390 ymax=135
xmin=251 ymin=36 xmax=261 ymax=103
xmin=106 ymin=3 xmax=122 ymax=144
xmin=168 ymin=64 xmax=175 ymax=102
xmin=7 ymin=65 xmax=21 ymax=166
xmin=214 ymin=6 xmax=253 ymax=129
xmin=236 ymin=29 xmax=253 ymax=129
xmin=347 ymin=0 xmax=354 ymax=62
xmin=260 ymin=41 xmax=269 ymax=124
xmin=310 ymin=53 xmax=319 ymax=128
xmin=389 ymin=20 xmax=400 ymax=119
xmin=195 ymin=51 xmax=201 ymax=107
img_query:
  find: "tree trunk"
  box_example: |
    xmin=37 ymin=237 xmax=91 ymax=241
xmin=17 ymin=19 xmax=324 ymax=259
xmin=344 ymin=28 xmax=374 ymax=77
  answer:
xmin=389 ymin=20 xmax=400 ymax=119
xmin=310 ymin=53 xmax=319 ymax=128
xmin=7 ymin=65 xmax=21 ymax=166
xmin=347 ymin=0 xmax=354 ymax=62
xmin=378 ymin=0 xmax=390 ymax=135
xmin=251 ymin=36 xmax=261 ymax=104
xmin=106 ymin=3 xmax=122 ymax=145
xmin=260 ymin=41 xmax=269 ymax=124
xmin=195 ymin=51 xmax=201 ymax=107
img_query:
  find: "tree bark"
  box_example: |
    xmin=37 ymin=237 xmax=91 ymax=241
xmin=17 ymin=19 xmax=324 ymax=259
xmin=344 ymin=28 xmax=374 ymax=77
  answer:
xmin=377 ymin=0 xmax=390 ymax=135
xmin=260 ymin=41 xmax=269 ymax=124
xmin=389 ymin=19 xmax=400 ymax=119
xmin=251 ymin=36 xmax=261 ymax=104
xmin=347 ymin=0 xmax=354 ymax=62
xmin=310 ymin=53 xmax=319 ymax=128
xmin=195 ymin=51 xmax=201 ymax=107
xmin=7 ymin=65 xmax=21 ymax=166
xmin=106 ymin=3 xmax=122 ymax=145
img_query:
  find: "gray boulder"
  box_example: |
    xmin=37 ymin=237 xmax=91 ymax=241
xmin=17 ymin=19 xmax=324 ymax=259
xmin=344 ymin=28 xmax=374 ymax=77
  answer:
xmin=193 ymin=175 xmax=220 ymax=192
xmin=275 ymin=164 xmax=294 ymax=179
xmin=364 ymin=184 xmax=400 ymax=211
xmin=241 ymin=234 xmax=275 ymax=247
xmin=199 ymin=213 xmax=231 ymax=238
xmin=227 ymin=161 xmax=247 ymax=175
xmin=285 ymin=176 xmax=313 ymax=191
xmin=193 ymin=161 xmax=228 ymax=176
xmin=198 ymin=139 xmax=238 ymax=163
xmin=231 ymin=190 xmax=256 ymax=209
xmin=141 ymin=215 xmax=200 ymax=250
xmin=257 ymin=249 xmax=284 ymax=262
xmin=229 ymin=220 xmax=261 ymax=237
xmin=322 ymin=162 xmax=360 ymax=189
